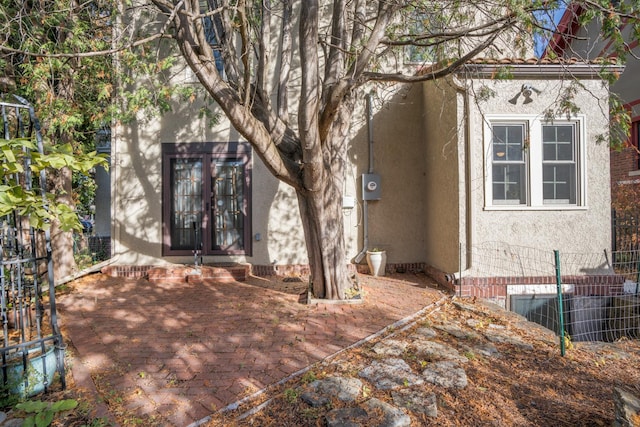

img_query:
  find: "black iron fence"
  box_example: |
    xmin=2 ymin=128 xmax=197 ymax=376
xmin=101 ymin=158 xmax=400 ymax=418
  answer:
xmin=0 ymin=95 xmax=66 ymax=404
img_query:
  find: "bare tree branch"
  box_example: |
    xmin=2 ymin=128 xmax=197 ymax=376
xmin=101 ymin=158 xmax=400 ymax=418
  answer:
xmin=299 ymin=0 xmax=323 ymax=192
xmin=277 ymin=0 xmax=293 ymax=123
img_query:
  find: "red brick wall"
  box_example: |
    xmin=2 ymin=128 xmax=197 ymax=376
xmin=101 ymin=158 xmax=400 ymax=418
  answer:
xmin=459 ymin=274 xmax=625 ymax=298
xmin=611 ymin=119 xmax=640 ymax=211
xmin=610 ymin=146 xmax=639 ymax=184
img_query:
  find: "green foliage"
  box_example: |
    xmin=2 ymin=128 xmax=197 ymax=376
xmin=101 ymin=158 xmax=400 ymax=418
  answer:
xmin=301 ymin=371 xmax=317 ymax=384
xmin=609 ymin=94 xmax=632 ymax=151
xmin=283 ymin=388 xmax=298 ymax=403
xmin=0 ymin=137 xmax=107 ymax=231
xmin=15 ymin=399 xmax=78 ymax=427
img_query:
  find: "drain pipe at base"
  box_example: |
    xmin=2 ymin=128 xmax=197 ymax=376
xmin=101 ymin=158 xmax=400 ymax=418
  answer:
xmin=354 ymin=93 xmax=375 ymax=264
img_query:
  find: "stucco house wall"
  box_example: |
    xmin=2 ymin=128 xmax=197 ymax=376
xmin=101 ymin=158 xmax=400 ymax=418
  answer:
xmin=416 ymin=66 xmax=616 ymax=278
xmin=468 ymin=77 xmax=612 ymax=257
xmin=110 ymin=82 xmax=432 ymax=268
xmin=111 ymin=63 xmax=616 ymax=280
xmin=420 ymin=79 xmax=463 ymax=273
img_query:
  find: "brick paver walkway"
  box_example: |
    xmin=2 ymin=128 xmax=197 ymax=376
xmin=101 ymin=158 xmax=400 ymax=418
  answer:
xmin=57 ymin=273 xmax=443 ymax=426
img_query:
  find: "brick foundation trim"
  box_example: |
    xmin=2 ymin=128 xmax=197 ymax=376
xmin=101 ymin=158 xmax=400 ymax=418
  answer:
xmin=354 ymin=262 xmax=428 ymax=275
xmin=100 ymin=262 xmax=433 ymax=281
xmin=147 ymin=265 xmax=250 ymax=284
xmin=251 ymin=264 xmax=312 ymax=277
xmin=101 ymin=264 xmax=250 ymax=283
xmin=459 ymin=274 xmax=626 ymax=297
xmin=101 ymin=265 xmax=154 ymax=278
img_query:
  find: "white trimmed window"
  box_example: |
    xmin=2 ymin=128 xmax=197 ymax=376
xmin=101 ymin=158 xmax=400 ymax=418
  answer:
xmin=485 ymin=116 xmax=585 ymax=209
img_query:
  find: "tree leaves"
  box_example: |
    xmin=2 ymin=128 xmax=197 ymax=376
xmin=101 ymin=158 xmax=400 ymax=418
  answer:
xmin=0 ymin=136 xmax=108 ymax=231
xmin=15 ymin=399 xmax=78 ymax=427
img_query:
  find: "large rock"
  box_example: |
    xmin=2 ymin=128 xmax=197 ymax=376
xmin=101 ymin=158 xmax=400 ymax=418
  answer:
xmin=372 ymin=339 xmax=409 ymax=357
xmin=411 ymin=339 xmax=469 ymax=363
xmin=300 ymin=376 xmax=363 ymax=407
xmin=422 ymin=360 xmax=468 ymax=389
xmin=613 ymin=387 xmax=640 ymax=427
xmin=359 ymin=358 xmax=424 ymax=390
xmin=364 ymin=398 xmax=411 ymax=427
xmin=391 ymin=388 xmax=438 ymax=418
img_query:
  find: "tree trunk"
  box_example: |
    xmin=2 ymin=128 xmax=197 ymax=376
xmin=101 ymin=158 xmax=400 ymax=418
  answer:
xmin=298 ymin=99 xmax=354 ymax=300
xmin=297 ymin=183 xmax=350 ymax=300
xmin=50 ymin=166 xmax=77 ymax=280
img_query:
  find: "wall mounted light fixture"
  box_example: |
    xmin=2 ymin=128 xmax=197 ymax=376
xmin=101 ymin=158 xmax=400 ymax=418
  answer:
xmin=508 ymin=84 xmax=542 ymax=105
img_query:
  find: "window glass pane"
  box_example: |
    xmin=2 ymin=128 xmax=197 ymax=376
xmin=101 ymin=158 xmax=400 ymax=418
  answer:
xmin=542 ymin=125 xmax=556 ymax=142
xmin=543 ymin=164 xmax=576 ymax=204
xmin=493 ymin=164 xmax=526 ymax=204
xmin=543 ymin=125 xmax=574 ymax=161
xmin=507 ymin=126 xmax=523 ymax=145
xmin=493 ymin=125 xmax=524 ymax=161
xmin=492 ymin=123 xmax=526 ymax=205
xmin=212 ymin=160 xmax=244 ymax=250
xmin=542 ymin=124 xmax=577 ymax=204
xmin=404 ymin=10 xmax=445 ymax=63
xmin=170 ymin=158 xmax=203 ymax=250
xmin=556 ymin=126 xmax=573 ymax=142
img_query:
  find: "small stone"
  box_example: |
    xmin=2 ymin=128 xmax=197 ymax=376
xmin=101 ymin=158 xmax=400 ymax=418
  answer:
xmin=364 ymin=398 xmax=411 ymax=427
xmin=300 ymin=376 xmax=362 ymax=405
xmin=461 ymin=343 xmax=501 ymax=358
xmin=484 ymin=329 xmax=534 ymax=350
xmin=422 ymin=360 xmax=468 ymax=389
xmin=488 ymin=323 xmax=506 ymax=330
xmin=391 ymin=388 xmax=438 ymax=417
xmin=324 ymin=407 xmax=368 ymax=427
xmin=466 ymin=318 xmax=482 ymax=328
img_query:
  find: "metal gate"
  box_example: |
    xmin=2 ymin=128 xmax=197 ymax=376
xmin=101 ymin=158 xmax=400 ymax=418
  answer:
xmin=0 ymin=95 xmax=65 ymax=400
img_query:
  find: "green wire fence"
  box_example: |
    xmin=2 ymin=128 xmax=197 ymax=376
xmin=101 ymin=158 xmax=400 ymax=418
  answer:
xmin=457 ymin=243 xmax=639 ymax=356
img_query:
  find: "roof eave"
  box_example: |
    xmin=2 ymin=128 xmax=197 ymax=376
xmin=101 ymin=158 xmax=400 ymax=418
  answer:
xmin=460 ymin=63 xmax=625 ymax=79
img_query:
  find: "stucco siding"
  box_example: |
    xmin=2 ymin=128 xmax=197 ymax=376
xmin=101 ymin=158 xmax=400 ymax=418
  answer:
xmin=421 ymin=79 xmax=462 ymax=272
xmin=346 ymin=85 xmax=429 ymax=264
xmin=466 ymin=77 xmax=612 ymax=264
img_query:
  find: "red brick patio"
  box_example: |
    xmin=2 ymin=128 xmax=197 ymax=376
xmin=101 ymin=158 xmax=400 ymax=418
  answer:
xmin=57 ymin=272 xmax=443 ymax=426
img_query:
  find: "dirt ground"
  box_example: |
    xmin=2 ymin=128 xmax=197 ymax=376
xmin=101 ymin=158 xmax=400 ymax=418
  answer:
xmin=205 ymin=275 xmax=640 ymax=427
xmin=6 ymin=272 xmax=640 ymax=426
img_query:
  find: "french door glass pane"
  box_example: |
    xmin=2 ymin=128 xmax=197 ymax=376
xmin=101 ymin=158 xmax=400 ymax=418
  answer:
xmin=170 ymin=158 xmax=203 ymax=250
xmin=212 ymin=160 xmax=244 ymax=250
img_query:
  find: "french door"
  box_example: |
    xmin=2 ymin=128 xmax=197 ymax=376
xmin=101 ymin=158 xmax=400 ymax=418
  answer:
xmin=162 ymin=143 xmax=251 ymax=256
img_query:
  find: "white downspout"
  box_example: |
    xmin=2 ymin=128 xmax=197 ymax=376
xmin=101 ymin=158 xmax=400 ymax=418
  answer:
xmin=354 ymin=93 xmax=375 ymax=264
xmin=451 ymin=77 xmax=474 ymax=284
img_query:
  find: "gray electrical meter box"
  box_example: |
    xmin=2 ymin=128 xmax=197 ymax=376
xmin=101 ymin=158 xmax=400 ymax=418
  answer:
xmin=362 ymin=173 xmax=381 ymax=200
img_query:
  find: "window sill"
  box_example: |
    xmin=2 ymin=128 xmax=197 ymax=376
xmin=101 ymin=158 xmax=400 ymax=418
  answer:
xmin=483 ymin=205 xmax=588 ymax=212
xmin=628 ymin=170 xmax=640 ymax=177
